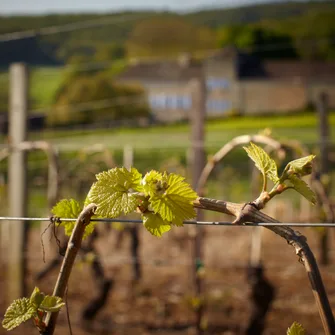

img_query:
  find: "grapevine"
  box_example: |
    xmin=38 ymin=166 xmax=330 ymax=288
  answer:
xmin=2 ymin=142 xmax=320 ymax=333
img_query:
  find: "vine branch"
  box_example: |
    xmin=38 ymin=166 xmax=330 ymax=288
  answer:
xmin=41 ymin=203 xmax=97 ymax=335
xmin=194 ymin=196 xmax=335 ymax=335
xmin=196 ymin=134 xmax=285 ymax=196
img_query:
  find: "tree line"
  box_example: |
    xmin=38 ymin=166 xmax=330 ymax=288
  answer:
xmin=1 ymin=1 xmax=335 ymax=65
xmin=1 ymin=1 xmax=335 ymax=128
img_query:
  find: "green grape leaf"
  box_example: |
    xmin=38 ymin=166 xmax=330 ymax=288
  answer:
xmin=52 ymin=198 xmax=81 ymax=219
xmin=287 ymin=321 xmax=306 ymax=335
xmin=51 ymin=199 xmax=96 ymax=238
xmin=142 ymin=212 xmax=171 ymax=237
xmin=83 ymin=190 xmax=101 ymax=238
xmin=51 ymin=198 xmax=81 ymax=236
xmin=39 ymin=296 xmax=65 ymax=313
xmin=30 ymin=287 xmax=45 ymax=309
xmin=83 ymin=221 xmax=97 ymax=239
xmin=142 ymin=170 xmax=164 ymax=197
xmin=243 ymin=142 xmax=279 ymax=184
xmin=287 ymin=174 xmax=316 ymax=205
xmin=285 ymin=155 xmax=315 ymax=177
xmin=84 ymin=194 xmax=91 ymax=208
xmin=147 ymin=172 xmax=197 ymax=226
xmin=88 ymin=167 xmax=142 ymax=218
xmin=2 ymin=298 xmax=36 ymax=331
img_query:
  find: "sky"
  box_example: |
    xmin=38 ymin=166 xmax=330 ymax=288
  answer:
xmin=0 ymin=0 xmax=302 ymax=15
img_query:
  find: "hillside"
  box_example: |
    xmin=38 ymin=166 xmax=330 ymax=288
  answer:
xmin=185 ymin=0 xmax=335 ymax=27
xmin=1 ymin=1 xmax=335 ymax=65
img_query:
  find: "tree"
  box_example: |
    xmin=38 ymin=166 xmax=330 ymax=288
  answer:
xmin=126 ymin=16 xmax=216 ymax=58
xmin=217 ymin=25 xmax=297 ymax=59
xmin=289 ymin=10 xmax=335 ymax=60
xmin=47 ymin=72 xmax=149 ymax=127
xmin=95 ymin=43 xmax=126 ymax=62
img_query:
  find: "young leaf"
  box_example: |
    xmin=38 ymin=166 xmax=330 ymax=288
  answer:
xmin=51 ymin=198 xmax=81 ymax=236
xmin=284 ymin=155 xmax=315 ymax=177
xmin=88 ymin=167 xmax=142 ymax=218
xmin=52 ymin=198 xmax=81 ymax=219
xmin=142 ymin=212 xmax=171 ymax=237
xmin=146 ymin=172 xmax=197 ymax=226
xmin=51 ymin=199 xmax=96 ymax=238
xmin=82 ymin=221 xmax=97 ymax=239
xmin=287 ymin=174 xmax=316 ymax=205
xmin=243 ymin=142 xmax=279 ymax=184
xmin=30 ymin=287 xmax=45 ymax=309
xmin=52 ymin=199 xmax=79 ymax=236
xmin=2 ymin=298 xmax=36 ymax=331
xmin=287 ymin=321 xmax=306 ymax=335
xmin=39 ymin=296 xmax=65 ymax=313
xmin=83 ymin=191 xmax=102 ymax=238
xmin=142 ymin=170 xmax=164 ymax=197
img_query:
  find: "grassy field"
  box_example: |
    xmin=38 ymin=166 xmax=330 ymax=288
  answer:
xmin=1 ymin=69 xmax=335 ymax=214
xmin=1 ymin=110 xmax=335 ymax=217
xmin=29 ymin=67 xmax=65 ymax=111
xmin=30 ymin=111 xmax=335 ymax=151
xmin=0 ymin=66 xmax=64 ymax=112
xmin=1 ymin=65 xmax=334 ymax=151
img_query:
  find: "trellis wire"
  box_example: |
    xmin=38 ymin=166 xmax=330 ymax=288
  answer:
xmin=0 ymin=216 xmax=334 ymax=227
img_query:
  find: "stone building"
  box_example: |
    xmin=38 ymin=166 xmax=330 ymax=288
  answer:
xmin=117 ymin=47 xmax=335 ymax=122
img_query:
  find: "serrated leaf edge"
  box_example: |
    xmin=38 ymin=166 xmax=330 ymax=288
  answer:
xmin=2 ymin=298 xmax=36 ymax=331
xmin=243 ymin=142 xmax=279 ymax=184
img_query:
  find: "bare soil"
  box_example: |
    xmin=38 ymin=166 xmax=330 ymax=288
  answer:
xmin=1 ymin=215 xmax=335 ymax=335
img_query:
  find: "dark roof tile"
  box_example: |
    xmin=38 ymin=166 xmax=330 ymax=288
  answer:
xmin=263 ymin=61 xmax=335 ymax=80
xmin=117 ymin=59 xmax=202 ymax=83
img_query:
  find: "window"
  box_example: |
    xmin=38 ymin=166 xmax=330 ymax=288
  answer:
xmin=148 ymin=94 xmax=166 ymax=109
xmin=148 ymin=94 xmax=191 ymax=110
xmin=206 ymin=77 xmax=230 ymax=90
xmin=179 ymin=96 xmax=192 ymax=110
xmin=206 ymin=99 xmax=231 ymax=114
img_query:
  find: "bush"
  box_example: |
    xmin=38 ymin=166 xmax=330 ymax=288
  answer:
xmin=47 ymin=71 xmax=149 ymax=127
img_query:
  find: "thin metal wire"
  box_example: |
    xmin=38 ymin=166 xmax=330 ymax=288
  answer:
xmin=0 ymin=216 xmax=334 ymax=227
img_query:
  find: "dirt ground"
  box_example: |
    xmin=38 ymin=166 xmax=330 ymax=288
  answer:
xmin=1 ymin=213 xmax=335 ymax=335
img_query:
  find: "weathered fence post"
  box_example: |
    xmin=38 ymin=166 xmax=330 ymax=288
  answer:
xmin=246 ymin=162 xmax=275 ymax=335
xmin=7 ymin=63 xmax=29 ymax=301
xmin=190 ymin=77 xmax=206 ymax=334
xmin=250 ymin=165 xmax=263 ymax=267
xmin=124 ymin=145 xmax=141 ymax=281
xmin=317 ymin=92 xmax=331 ymax=265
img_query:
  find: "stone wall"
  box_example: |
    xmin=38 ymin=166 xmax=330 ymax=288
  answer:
xmin=237 ymin=79 xmax=307 ymax=115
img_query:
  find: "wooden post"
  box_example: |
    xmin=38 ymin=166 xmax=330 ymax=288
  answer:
xmin=190 ymin=77 xmax=206 ymax=334
xmin=7 ymin=63 xmax=29 ymax=301
xmin=123 ymin=145 xmax=141 ymax=281
xmin=317 ymin=92 xmax=331 ymax=265
xmin=246 ymin=163 xmax=275 ymax=334
xmin=123 ymin=144 xmax=134 ymax=170
xmin=250 ymin=164 xmax=263 ymax=267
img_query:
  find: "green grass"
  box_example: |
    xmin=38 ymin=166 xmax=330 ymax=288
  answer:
xmin=29 ymin=67 xmax=65 ymax=111
xmin=0 ymin=66 xmax=65 ymax=113
xmin=35 ymin=111 xmax=334 ymax=139
xmin=29 ymin=111 xmax=335 ymax=151
xmin=1 ymin=110 xmax=335 ymax=216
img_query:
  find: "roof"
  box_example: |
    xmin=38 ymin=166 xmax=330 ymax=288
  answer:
xmin=204 ymin=46 xmax=239 ymax=61
xmin=263 ymin=61 xmax=335 ymax=81
xmin=117 ymin=49 xmax=335 ymax=84
xmin=117 ymin=59 xmax=202 ymax=83
xmin=236 ymin=52 xmax=267 ymax=79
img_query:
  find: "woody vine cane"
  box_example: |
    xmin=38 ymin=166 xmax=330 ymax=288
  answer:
xmin=2 ymin=143 xmax=335 ymax=334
